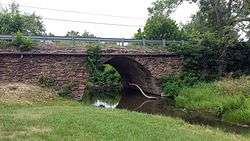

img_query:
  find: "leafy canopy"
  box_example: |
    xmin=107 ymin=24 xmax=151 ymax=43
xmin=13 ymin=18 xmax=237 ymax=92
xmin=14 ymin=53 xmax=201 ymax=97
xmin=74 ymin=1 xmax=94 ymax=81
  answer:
xmin=0 ymin=3 xmax=45 ymax=35
xmin=134 ymin=15 xmax=185 ymax=40
xmin=149 ymin=0 xmax=250 ymax=41
xmin=66 ymin=30 xmax=96 ymax=38
xmin=86 ymin=45 xmax=121 ymax=86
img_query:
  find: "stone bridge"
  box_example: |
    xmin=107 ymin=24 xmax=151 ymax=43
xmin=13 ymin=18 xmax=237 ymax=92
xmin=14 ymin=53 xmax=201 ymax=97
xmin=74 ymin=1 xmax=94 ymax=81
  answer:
xmin=0 ymin=52 xmax=182 ymax=99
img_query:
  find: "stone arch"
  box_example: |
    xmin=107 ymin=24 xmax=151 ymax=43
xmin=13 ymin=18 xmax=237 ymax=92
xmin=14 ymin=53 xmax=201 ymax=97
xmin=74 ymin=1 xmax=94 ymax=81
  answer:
xmin=103 ymin=56 xmax=162 ymax=96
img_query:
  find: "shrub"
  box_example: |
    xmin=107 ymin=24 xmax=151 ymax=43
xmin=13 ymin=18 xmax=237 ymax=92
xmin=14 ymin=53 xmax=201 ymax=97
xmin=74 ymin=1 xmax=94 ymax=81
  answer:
xmin=0 ymin=40 xmax=10 ymax=48
xmin=86 ymin=45 xmax=121 ymax=87
xmin=38 ymin=76 xmax=57 ymax=88
xmin=180 ymin=72 xmax=201 ymax=86
xmin=160 ymin=72 xmax=202 ymax=97
xmin=58 ymin=82 xmax=75 ymax=97
xmin=161 ymin=75 xmax=183 ymax=97
xmin=38 ymin=75 xmax=75 ymax=98
xmin=12 ymin=32 xmax=33 ymax=51
xmin=101 ymin=64 xmax=121 ymax=85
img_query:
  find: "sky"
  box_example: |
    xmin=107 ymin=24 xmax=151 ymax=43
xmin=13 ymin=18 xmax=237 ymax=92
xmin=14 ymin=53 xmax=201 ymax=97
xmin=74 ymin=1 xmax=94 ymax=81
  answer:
xmin=0 ymin=0 xmax=198 ymax=38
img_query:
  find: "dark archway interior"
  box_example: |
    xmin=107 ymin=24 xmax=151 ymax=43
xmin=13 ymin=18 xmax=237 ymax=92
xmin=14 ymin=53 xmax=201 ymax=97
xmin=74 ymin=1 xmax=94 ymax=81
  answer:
xmin=104 ymin=57 xmax=160 ymax=95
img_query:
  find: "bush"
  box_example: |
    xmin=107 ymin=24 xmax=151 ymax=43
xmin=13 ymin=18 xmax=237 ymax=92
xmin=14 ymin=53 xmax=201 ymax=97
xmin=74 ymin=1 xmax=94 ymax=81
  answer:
xmin=38 ymin=75 xmax=74 ymax=98
xmin=12 ymin=32 xmax=33 ymax=51
xmin=38 ymin=76 xmax=57 ymax=88
xmin=58 ymin=82 xmax=75 ymax=97
xmin=101 ymin=64 xmax=121 ymax=85
xmin=0 ymin=40 xmax=10 ymax=48
xmin=160 ymin=72 xmax=202 ymax=97
xmin=161 ymin=75 xmax=183 ymax=97
xmin=86 ymin=45 xmax=121 ymax=86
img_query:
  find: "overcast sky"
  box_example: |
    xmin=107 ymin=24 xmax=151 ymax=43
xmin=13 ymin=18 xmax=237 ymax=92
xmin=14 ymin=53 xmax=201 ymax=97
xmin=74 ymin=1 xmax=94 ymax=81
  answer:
xmin=1 ymin=0 xmax=198 ymax=38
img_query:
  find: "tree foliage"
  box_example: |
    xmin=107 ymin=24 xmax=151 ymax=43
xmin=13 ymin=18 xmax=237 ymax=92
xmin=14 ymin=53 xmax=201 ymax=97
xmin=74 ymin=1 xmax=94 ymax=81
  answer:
xmin=66 ymin=30 xmax=96 ymax=38
xmin=82 ymin=31 xmax=95 ymax=38
xmin=86 ymin=45 xmax=121 ymax=86
xmin=134 ymin=15 xmax=185 ymax=40
xmin=0 ymin=3 xmax=45 ymax=35
xmin=149 ymin=0 xmax=250 ymax=76
xmin=66 ymin=30 xmax=81 ymax=37
xmin=149 ymin=0 xmax=250 ymax=41
xmin=148 ymin=0 xmax=185 ymax=16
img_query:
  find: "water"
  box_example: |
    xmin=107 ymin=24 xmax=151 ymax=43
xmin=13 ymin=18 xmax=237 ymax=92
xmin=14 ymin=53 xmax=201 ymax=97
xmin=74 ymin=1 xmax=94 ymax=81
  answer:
xmin=82 ymin=88 xmax=250 ymax=134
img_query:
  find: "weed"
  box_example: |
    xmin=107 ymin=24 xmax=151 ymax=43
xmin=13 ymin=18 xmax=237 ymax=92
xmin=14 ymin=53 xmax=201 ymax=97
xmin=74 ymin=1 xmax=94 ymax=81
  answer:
xmin=12 ymin=32 xmax=33 ymax=51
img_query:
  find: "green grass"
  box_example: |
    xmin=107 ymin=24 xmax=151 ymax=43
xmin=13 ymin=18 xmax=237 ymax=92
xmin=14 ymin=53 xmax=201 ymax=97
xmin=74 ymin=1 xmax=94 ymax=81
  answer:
xmin=1 ymin=81 xmax=250 ymax=141
xmin=176 ymin=76 xmax=250 ymax=125
xmin=0 ymin=98 xmax=249 ymax=141
xmin=222 ymin=99 xmax=250 ymax=124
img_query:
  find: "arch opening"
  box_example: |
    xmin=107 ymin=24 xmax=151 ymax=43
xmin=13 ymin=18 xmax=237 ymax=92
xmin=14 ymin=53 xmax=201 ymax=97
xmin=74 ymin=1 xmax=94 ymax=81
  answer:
xmin=104 ymin=57 xmax=161 ymax=96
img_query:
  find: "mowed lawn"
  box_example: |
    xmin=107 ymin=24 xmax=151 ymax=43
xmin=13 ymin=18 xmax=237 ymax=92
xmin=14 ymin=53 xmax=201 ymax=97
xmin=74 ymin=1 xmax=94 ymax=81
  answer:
xmin=0 ymin=98 xmax=249 ymax=141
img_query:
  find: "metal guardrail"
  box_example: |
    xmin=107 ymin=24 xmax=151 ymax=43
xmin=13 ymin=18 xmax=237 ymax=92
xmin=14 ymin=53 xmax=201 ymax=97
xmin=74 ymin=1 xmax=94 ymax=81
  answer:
xmin=0 ymin=35 xmax=186 ymax=47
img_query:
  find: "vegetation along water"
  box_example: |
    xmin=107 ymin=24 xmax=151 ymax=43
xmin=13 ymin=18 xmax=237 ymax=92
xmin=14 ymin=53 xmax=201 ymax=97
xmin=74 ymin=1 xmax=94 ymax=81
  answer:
xmin=0 ymin=1 xmax=250 ymax=141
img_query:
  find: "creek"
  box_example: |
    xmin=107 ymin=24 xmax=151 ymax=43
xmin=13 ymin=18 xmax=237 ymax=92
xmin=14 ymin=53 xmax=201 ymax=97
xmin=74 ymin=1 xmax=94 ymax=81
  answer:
xmin=82 ymin=88 xmax=250 ymax=135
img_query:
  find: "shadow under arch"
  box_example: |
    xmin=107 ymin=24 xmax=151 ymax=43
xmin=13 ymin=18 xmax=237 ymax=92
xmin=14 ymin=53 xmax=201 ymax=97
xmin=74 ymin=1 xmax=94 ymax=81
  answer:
xmin=103 ymin=56 xmax=162 ymax=96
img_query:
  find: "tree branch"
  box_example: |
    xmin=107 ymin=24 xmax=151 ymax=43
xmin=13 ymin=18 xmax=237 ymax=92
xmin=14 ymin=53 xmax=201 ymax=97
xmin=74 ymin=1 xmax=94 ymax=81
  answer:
xmin=236 ymin=17 xmax=250 ymax=23
xmin=227 ymin=0 xmax=233 ymax=15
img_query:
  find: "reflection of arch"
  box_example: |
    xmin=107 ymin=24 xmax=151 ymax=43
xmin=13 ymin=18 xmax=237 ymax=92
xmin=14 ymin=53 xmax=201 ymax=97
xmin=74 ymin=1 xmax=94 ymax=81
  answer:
xmin=103 ymin=57 xmax=161 ymax=95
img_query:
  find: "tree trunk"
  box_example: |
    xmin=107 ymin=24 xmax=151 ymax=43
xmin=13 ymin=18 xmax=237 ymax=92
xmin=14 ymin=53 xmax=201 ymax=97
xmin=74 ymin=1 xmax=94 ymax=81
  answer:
xmin=218 ymin=45 xmax=228 ymax=78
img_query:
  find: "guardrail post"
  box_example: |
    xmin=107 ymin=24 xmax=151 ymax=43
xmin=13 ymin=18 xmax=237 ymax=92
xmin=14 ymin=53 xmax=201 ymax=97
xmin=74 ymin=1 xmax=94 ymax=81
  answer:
xmin=42 ymin=34 xmax=46 ymax=46
xmin=142 ymin=38 xmax=146 ymax=48
xmin=121 ymin=38 xmax=124 ymax=47
xmin=98 ymin=38 xmax=101 ymax=45
xmin=71 ymin=35 xmax=75 ymax=47
xmin=162 ymin=39 xmax=166 ymax=47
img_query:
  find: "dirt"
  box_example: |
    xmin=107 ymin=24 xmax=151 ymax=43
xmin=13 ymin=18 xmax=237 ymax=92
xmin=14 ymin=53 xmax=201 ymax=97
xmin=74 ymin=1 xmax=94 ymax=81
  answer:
xmin=0 ymin=83 xmax=56 ymax=104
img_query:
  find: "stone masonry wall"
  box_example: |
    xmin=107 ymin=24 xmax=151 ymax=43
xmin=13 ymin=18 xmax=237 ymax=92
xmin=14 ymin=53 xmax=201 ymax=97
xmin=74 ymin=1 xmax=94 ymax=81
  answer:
xmin=0 ymin=53 xmax=182 ymax=99
xmin=0 ymin=53 xmax=88 ymax=99
xmin=133 ymin=56 xmax=182 ymax=78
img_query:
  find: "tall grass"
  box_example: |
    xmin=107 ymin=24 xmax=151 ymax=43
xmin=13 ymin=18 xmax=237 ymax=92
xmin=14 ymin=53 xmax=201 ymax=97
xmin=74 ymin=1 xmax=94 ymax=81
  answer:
xmin=176 ymin=76 xmax=250 ymax=124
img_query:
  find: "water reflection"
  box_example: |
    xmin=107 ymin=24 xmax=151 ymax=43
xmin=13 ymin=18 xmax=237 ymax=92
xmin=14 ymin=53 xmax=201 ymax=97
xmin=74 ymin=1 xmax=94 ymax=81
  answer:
xmin=82 ymin=88 xmax=250 ymax=134
xmin=94 ymin=100 xmax=119 ymax=109
xmin=82 ymin=88 xmax=121 ymax=108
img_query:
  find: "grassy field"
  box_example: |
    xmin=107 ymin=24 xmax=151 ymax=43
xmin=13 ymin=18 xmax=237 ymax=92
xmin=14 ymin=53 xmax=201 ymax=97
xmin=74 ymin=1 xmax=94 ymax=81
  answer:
xmin=0 ymin=99 xmax=249 ymax=141
xmin=176 ymin=76 xmax=250 ymax=125
xmin=0 ymin=83 xmax=250 ymax=141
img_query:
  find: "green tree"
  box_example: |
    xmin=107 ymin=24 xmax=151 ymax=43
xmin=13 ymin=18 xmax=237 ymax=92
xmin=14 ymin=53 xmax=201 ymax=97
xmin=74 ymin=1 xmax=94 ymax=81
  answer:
xmin=149 ymin=0 xmax=249 ymax=41
xmin=134 ymin=15 xmax=184 ymax=40
xmin=66 ymin=30 xmax=96 ymax=38
xmin=0 ymin=2 xmax=45 ymax=35
xmin=82 ymin=30 xmax=96 ymax=38
xmin=134 ymin=28 xmax=144 ymax=39
xmin=148 ymin=0 xmax=185 ymax=16
xmin=149 ymin=0 xmax=250 ymax=76
xmin=66 ymin=30 xmax=81 ymax=37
